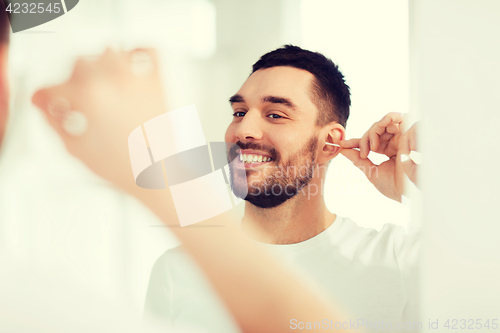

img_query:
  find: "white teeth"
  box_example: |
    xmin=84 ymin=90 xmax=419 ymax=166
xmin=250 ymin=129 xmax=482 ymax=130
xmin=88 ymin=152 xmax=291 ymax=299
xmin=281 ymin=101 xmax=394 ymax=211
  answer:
xmin=241 ymin=154 xmax=272 ymax=163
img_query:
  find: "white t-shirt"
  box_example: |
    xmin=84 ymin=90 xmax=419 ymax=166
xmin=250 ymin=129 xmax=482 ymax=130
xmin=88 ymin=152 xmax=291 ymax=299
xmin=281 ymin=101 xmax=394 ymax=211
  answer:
xmin=144 ymin=216 xmax=421 ymax=332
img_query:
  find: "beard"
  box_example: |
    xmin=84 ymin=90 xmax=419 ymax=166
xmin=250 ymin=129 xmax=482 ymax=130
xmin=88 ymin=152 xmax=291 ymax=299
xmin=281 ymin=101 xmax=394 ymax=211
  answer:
xmin=227 ymin=136 xmax=317 ymax=209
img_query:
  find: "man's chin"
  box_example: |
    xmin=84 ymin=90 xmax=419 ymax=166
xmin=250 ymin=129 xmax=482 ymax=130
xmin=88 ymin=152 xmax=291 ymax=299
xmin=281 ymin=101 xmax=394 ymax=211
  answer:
xmin=235 ymin=182 xmax=300 ymax=209
xmin=243 ymin=193 xmax=292 ymax=209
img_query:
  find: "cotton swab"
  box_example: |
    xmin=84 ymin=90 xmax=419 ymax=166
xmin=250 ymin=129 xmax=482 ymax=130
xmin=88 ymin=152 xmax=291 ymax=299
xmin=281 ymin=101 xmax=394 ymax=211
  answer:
xmin=325 ymin=142 xmax=356 ymax=149
xmin=325 ymin=142 xmax=421 ymax=164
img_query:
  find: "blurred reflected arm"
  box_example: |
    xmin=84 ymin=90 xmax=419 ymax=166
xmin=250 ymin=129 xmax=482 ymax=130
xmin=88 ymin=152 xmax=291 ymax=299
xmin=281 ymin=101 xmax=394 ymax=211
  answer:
xmin=31 ymin=48 xmax=352 ymax=333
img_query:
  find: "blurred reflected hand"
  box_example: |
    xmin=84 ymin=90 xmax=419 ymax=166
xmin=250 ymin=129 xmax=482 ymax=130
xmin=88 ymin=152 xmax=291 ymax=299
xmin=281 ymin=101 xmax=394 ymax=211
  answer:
xmin=339 ymin=113 xmax=418 ymax=202
xmin=32 ymin=48 xmax=167 ymax=193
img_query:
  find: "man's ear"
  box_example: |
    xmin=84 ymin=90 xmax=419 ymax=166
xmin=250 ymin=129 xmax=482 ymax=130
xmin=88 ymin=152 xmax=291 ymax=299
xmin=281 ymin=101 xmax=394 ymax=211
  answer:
xmin=317 ymin=123 xmax=345 ymax=164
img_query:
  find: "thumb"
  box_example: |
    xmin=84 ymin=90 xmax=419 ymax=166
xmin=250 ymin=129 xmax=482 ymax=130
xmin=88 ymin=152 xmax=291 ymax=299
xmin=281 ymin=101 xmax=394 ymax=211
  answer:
xmin=32 ymin=85 xmax=75 ymax=141
xmin=340 ymin=149 xmax=377 ymax=181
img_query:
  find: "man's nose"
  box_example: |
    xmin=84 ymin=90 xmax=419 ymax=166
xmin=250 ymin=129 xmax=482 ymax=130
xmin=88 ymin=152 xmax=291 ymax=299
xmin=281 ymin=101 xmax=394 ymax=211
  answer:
xmin=235 ymin=111 xmax=263 ymax=141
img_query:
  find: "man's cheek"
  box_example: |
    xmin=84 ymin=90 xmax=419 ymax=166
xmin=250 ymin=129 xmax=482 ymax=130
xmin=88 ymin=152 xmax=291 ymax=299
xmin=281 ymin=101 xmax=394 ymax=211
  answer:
xmin=224 ymin=125 xmax=235 ymax=143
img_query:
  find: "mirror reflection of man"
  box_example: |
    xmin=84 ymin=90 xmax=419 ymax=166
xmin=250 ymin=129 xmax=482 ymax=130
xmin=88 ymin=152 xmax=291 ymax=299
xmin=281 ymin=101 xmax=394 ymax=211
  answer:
xmin=2 ymin=14 xmax=355 ymax=330
xmin=145 ymin=45 xmax=420 ymax=333
xmin=226 ymin=47 xmax=349 ymax=243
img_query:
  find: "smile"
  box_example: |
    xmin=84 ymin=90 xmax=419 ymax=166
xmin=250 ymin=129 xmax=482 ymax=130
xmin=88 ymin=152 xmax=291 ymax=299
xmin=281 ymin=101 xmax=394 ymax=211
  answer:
xmin=239 ymin=154 xmax=273 ymax=163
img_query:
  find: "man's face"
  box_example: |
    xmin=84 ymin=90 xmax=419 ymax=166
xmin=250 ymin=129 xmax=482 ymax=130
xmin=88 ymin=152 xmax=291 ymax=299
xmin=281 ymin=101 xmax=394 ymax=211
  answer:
xmin=225 ymin=66 xmax=321 ymax=208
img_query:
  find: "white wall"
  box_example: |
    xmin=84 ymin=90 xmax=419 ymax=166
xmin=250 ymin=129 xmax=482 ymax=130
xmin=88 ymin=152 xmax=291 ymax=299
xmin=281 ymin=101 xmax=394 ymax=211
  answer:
xmin=411 ymin=0 xmax=500 ymax=330
xmin=301 ymin=0 xmax=412 ymax=231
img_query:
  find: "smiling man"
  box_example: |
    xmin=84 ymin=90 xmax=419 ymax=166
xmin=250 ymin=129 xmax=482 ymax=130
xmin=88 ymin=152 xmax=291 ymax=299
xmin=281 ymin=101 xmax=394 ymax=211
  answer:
xmin=225 ymin=47 xmax=349 ymax=244
xmin=144 ymin=45 xmax=420 ymax=332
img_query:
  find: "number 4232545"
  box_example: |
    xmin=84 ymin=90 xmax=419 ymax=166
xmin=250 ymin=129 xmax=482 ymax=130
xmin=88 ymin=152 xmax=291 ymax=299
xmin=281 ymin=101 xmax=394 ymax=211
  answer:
xmin=444 ymin=319 xmax=498 ymax=330
xmin=5 ymin=2 xmax=62 ymax=14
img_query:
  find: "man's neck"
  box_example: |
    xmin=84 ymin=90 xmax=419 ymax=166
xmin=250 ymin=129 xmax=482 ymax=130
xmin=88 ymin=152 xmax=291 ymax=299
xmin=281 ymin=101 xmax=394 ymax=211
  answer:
xmin=240 ymin=181 xmax=336 ymax=245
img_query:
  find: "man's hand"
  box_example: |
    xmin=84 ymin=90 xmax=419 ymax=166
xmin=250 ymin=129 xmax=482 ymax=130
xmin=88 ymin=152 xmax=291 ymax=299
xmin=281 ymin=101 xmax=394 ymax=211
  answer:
xmin=32 ymin=48 xmax=167 ymax=193
xmin=339 ymin=113 xmax=418 ymax=202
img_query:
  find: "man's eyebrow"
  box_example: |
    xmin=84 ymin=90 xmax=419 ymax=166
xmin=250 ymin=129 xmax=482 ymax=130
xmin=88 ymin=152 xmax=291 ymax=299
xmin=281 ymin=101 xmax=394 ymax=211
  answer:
xmin=262 ymin=96 xmax=296 ymax=109
xmin=229 ymin=94 xmax=245 ymax=104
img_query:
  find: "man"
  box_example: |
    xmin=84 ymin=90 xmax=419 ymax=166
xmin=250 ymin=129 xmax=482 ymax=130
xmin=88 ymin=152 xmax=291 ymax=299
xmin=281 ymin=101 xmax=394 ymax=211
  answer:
xmin=144 ymin=45 xmax=420 ymax=332
xmin=30 ymin=43 xmax=368 ymax=331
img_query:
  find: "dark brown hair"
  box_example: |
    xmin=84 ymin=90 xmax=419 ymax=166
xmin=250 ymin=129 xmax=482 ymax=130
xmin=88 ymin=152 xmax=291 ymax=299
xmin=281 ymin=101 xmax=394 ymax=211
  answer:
xmin=252 ymin=45 xmax=350 ymax=128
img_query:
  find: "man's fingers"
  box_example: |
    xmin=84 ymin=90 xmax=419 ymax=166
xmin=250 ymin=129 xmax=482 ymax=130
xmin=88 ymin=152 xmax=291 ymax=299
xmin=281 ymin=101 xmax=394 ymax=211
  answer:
xmin=339 ymin=138 xmax=360 ymax=148
xmin=32 ymin=85 xmax=83 ymax=142
xmin=359 ymin=132 xmax=371 ymax=159
xmin=126 ymin=48 xmax=159 ymax=78
xmin=362 ymin=117 xmax=403 ymax=157
xmin=385 ymin=122 xmax=399 ymax=135
xmin=378 ymin=112 xmax=404 ymax=127
xmin=32 ymin=88 xmax=65 ymax=134
xmin=98 ymin=48 xmax=129 ymax=76
xmin=340 ymin=149 xmax=377 ymax=181
xmin=70 ymin=57 xmax=97 ymax=83
xmin=379 ymin=132 xmax=393 ymax=142
xmin=368 ymin=130 xmax=380 ymax=152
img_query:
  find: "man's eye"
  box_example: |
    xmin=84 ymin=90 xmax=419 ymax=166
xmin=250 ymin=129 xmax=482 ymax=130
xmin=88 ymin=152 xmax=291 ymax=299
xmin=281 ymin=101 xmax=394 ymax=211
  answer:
xmin=267 ymin=114 xmax=283 ymax=119
xmin=232 ymin=111 xmax=246 ymax=117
